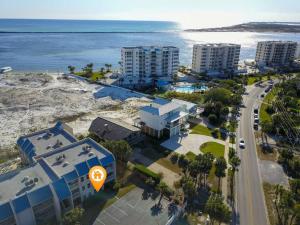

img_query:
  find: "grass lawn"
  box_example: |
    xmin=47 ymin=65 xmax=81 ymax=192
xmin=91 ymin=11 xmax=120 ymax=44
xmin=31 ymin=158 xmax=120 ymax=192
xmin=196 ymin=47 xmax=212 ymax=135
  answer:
xmin=139 ymin=146 xmax=181 ymax=174
xmin=191 ymin=124 xmax=222 ymax=140
xmin=247 ymin=75 xmax=278 ymax=85
xmin=186 ymin=151 xmax=197 ymax=161
xmin=208 ymin=165 xmax=219 ymax=193
xmin=75 ymin=71 xmax=105 ymax=81
xmin=200 ymin=142 xmax=225 ymax=158
xmin=247 ymin=77 xmax=259 ymax=85
xmin=156 ymin=158 xmax=182 ymax=174
xmin=260 ymin=88 xmax=277 ymax=123
xmin=263 ymin=182 xmax=278 ymax=225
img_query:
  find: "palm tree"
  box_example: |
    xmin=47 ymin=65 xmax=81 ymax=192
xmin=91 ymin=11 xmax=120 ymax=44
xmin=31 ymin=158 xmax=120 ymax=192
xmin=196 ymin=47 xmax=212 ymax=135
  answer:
xmin=67 ymin=65 xmax=75 ymax=74
xmin=197 ymin=153 xmax=214 ymax=187
xmin=229 ymin=153 xmax=241 ymax=202
xmin=188 ymin=160 xmax=200 ymax=187
xmin=157 ymin=181 xmax=168 ymax=206
xmin=215 ymin=157 xmax=227 ymax=192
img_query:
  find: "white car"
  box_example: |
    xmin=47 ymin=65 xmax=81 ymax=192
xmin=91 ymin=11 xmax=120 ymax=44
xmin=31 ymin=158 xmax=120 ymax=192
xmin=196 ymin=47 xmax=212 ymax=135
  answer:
xmin=254 ymin=114 xmax=258 ymax=119
xmin=239 ymin=138 xmax=245 ymax=148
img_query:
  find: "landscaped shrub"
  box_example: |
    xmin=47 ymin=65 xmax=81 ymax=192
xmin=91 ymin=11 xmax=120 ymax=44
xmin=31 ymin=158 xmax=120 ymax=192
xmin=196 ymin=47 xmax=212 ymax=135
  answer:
xmin=145 ymin=177 xmax=156 ymax=187
xmin=170 ymin=153 xmax=179 ymax=164
xmin=113 ymin=181 xmax=121 ymax=191
xmin=208 ymin=114 xmax=218 ymax=125
xmin=134 ymin=164 xmax=160 ymax=182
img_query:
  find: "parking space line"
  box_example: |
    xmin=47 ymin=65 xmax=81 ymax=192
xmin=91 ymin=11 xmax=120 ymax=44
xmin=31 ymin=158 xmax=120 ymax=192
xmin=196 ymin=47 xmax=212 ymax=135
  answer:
xmin=112 ymin=205 xmax=128 ymax=216
xmin=104 ymin=211 xmax=120 ymax=223
xmin=96 ymin=218 xmax=106 ymax=225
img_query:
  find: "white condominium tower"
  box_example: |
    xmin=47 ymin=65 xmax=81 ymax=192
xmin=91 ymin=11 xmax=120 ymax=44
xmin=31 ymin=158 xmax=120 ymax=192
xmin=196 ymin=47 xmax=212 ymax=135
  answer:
xmin=255 ymin=41 xmax=297 ymax=67
xmin=121 ymin=46 xmax=179 ymax=85
xmin=192 ymin=43 xmax=241 ymax=74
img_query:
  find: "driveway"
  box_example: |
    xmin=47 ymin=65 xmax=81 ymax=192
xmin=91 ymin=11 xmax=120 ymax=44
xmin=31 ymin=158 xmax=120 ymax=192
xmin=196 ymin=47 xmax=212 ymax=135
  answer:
xmin=93 ymin=187 xmax=173 ymax=225
xmin=160 ymin=134 xmax=226 ymax=155
xmin=259 ymin=160 xmax=289 ymax=187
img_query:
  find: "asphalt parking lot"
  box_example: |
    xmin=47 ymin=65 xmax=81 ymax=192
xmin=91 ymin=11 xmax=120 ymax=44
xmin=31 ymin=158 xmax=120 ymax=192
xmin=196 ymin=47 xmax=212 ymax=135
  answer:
xmin=93 ymin=187 xmax=172 ymax=225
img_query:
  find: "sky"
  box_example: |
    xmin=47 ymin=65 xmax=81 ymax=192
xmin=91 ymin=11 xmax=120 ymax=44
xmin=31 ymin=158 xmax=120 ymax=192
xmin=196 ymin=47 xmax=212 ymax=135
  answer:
xmin=1 ymin=0 xmax=300 ymax=28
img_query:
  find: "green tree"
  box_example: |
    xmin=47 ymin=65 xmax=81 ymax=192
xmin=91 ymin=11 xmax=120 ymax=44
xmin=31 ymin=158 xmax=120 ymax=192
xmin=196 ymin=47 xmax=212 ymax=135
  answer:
xmin=82 ymin=63 xmax=94 ymax=78
xmin=196 ymin=153 xmax=215 ymax=187
xmin=215 ymin=157 xmax=227 ymax=192
xmin=205 ymin=194 xmax=231 ymax=225
xmin=204 ymin=88 xmax=233 ymax=105
xmin=102 ymin=140 xmax=132 ymax=164
xmin=228 ymin=149 xmax=241 ymax=201
xmin=181 ymin=176 xmax=196 ymax=202
xmin=156 ymin=181 xmax=169 ymax=206
xmin=62 ymin=207 xmax=84 ymax=225
xmin=274 ymin=185 xmax=300 ymax=225
xmin=67 ymin=65 xmax=75 ymax=74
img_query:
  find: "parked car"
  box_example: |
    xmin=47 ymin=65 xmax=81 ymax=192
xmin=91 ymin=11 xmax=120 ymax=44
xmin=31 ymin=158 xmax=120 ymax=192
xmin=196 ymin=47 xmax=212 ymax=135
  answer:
xmin=253 ymin=123 xmax=259 ymax=130
xmin=239 ymin=138 xmax=245 ymax=148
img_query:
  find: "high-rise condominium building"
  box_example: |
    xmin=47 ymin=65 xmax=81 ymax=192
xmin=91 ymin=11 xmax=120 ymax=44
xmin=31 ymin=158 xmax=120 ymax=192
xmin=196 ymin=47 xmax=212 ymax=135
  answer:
xmin=192 ymin=43 xmax=241 ymax=74
xmin=121 ymin=46 xmax=179 ymax=86
xmin=255 ymin=41 xmax=297 ymax=67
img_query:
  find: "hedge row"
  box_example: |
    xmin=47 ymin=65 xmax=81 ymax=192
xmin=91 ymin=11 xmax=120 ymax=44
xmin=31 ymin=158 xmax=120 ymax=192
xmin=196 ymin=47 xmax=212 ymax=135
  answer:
xmin=134 ymin=164 xmax=160 ymax=181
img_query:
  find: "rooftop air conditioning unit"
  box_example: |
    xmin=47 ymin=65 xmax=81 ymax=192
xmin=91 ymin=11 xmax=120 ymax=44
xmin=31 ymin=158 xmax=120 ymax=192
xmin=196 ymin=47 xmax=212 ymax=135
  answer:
xmin=88 ymin=152 xmax=94 ymax=157
xmin=83 ymin=145 xmax=92 ymax=153
xmin=63 ymin=162 xmax=69 ymax=167
xmin=56 ymin=154 xmax=65 ymax=163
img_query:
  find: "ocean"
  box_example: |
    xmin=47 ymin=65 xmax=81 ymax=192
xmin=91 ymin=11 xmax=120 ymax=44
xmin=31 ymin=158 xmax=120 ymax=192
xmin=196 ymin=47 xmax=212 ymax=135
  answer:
xmin=0 ymin=19 xmax=299 ymax=72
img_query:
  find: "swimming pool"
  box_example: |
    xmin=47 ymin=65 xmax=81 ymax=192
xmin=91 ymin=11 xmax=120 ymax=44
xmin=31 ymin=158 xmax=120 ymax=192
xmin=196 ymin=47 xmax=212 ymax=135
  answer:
xmin=173 ymin=85 xmax=208 ymax=93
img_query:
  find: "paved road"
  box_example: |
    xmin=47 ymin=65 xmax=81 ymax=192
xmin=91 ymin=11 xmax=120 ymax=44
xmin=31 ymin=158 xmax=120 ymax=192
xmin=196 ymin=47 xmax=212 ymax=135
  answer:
xmin=234 ymin=84 xmax=269 ymax=225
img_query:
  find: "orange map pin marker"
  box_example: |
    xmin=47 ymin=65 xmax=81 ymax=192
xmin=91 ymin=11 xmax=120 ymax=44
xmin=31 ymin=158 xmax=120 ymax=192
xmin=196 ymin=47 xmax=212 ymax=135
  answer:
xmin=89 ymin=166 xmax=107 ymax=192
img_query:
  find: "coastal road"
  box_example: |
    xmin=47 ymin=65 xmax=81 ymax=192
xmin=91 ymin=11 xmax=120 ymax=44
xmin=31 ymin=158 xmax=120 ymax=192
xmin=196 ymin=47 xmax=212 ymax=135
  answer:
xmin=234 ymin=84 xmax=269 ymax=225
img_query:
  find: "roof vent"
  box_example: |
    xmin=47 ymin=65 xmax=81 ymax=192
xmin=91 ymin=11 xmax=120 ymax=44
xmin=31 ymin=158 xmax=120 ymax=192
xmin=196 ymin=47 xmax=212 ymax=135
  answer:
xmin=104 ymin=124 xmax=109 ymax=131
xmin=22 ymin=176 xmax=30 ymax=182
xmin=88 ymin=152 xmax=94 ymax=157
xmin=56 ymin=154 xmax=66 ymax=163
xmin=63 ymin=161 xmax=69 ymax=167
xmin=33 ymin=177 xmax=39 ymax=183
xmin=53 ymin=139 xmax=63 ymax=148
xmin=25 ymin=179 xmax=35 ymax=187
xmin=82 ymin=145 xmax=92 ymax=153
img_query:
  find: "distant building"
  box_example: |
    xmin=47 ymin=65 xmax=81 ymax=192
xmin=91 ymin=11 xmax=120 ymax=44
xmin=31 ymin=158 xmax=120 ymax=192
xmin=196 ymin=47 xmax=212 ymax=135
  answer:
xmin=0 ymin=122 xmax=116 ymax=225
xmin=255 ymin=41 xmax=297 ymax=67
xmin=89 ymin=117 xmax=142 ymax=144
xmin=135 ymin=98 xmax=196 ymax=138
xmin=120 ymin=46 xmax=179 ymax=86
xmin=192 ymin=43 xmax=241 ymax=75
xmin=296 ymin=43 xmax=300 ymax=59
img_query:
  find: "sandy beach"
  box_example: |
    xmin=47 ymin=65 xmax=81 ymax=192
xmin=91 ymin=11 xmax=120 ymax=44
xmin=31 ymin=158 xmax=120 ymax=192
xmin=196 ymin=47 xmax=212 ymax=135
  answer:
xmin=0 ymin=72 xmax=151 ymax=151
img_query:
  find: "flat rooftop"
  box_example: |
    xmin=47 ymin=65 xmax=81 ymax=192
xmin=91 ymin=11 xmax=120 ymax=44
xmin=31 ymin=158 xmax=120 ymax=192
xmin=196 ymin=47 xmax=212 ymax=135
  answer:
xmin=17 ymin=122 xmax=77 ymax=159
xmin=42 ymin=138 xmax=111 ymax=177
xmin=0 ymin=163 xmax=51 ymax=204
xmin=194 ymin=43 xmax=240 ymax=48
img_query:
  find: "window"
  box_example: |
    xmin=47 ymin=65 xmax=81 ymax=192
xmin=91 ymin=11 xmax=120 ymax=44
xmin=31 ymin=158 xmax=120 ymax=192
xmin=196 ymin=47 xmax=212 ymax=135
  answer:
xmin=86 ymin=174 xmax=89 ymax=180
xmin=87 ymin=183 xmax=91 ymax=188
xmin=82 ymin=186 xmax=85 ymax=191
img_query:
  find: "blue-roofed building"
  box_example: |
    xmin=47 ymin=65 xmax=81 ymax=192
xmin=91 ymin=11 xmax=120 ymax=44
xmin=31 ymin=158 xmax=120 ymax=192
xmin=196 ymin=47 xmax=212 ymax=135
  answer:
xmin=17 ymin=122 xmax=77 ymax=164
xmin=0 ymin=202 xmax=15 ymax=225
xmin=0 ymin=123 xmax=116 ymax=225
